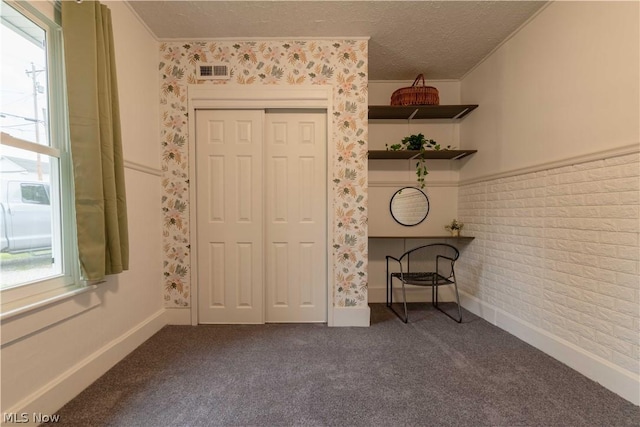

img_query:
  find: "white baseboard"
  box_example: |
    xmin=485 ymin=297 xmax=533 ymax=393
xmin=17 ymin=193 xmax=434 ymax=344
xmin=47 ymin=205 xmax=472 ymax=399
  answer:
xmin=459 ymin=291 xmax=640 ymax=406
xmin=165 ymin=307 xmax=192 ymax=325
xmin=5 ymin=309 xmax=167 ymax=424
xmin=167 ymin=306 xmax=370 ymax=327
xmin=368 ymin=287 xmax=456 ymax=304
xmin=331 ymin=306 xmax=371 ymax=327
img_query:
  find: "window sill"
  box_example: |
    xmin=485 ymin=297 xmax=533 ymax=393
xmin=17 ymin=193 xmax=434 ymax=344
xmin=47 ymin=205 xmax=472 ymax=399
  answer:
xmin=1 ymin=284 xmax=100 ymax=346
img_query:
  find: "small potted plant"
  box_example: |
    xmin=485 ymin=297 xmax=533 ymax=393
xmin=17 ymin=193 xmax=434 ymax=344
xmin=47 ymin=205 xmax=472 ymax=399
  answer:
xmin=445 ymin=219 xmax=464 ymax=237
xmin=386 ymin=133 xmax=451 ymax=188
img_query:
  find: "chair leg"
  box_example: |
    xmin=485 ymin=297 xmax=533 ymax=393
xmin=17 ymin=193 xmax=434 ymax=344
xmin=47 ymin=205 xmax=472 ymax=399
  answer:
xmin=432 ymin=284 xmax=438 ymax=308
xmin=401 ymin=281 xmax=408 ymax=323
xmin=386 ymin=264 xmax=390 ymax=308
xmin=453 ymin=278 xmax=462 ymax=323
xmin=387 ymin=278 xmax=409 ymax=323
xmin=386 ymin=273 xmax=390 ymax=308
xmin=432 ymin=283 xmax=462 ymax=323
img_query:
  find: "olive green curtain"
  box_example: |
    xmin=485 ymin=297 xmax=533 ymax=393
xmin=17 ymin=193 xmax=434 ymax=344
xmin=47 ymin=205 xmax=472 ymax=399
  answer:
xmin=62 ymin=0 xmax=128 ymax=281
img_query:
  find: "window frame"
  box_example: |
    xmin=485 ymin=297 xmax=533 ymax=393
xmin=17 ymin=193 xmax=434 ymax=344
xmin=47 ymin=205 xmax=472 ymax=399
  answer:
xmin=0 ymin=0 xmax=82 ymax=317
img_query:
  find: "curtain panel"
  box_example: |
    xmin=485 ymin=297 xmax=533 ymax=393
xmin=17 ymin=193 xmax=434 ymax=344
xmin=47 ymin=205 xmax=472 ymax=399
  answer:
xmin=62 ymin=0 xmax=128 ymax=280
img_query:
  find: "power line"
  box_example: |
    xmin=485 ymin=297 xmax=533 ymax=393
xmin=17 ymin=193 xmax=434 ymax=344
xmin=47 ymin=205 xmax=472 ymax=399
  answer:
xmin=1 ymin=123 xmax=38 ymax=129
xmin=0 ymin=111 xmax=44 ymax=123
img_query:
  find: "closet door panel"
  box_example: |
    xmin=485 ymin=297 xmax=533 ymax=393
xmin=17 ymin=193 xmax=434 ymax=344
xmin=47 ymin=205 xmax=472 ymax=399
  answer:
xmin=265 ymin=112 xmax=327 ymax=322
xmin=196 ymin=110 xmax=264 ymax=324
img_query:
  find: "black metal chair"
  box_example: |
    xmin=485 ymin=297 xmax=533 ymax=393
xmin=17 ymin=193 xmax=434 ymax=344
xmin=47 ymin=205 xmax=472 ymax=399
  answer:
xmin=386 ymin=243 xmax=462 ymax=323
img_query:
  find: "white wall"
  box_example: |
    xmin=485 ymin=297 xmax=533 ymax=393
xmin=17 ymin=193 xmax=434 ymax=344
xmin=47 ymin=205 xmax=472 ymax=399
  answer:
xmin=110 ymin=1 xmax=160 ymax=168
xmin=0 ymin=1 xmax=164 ymax=418
xmin=368 ymin=80 xmax=465 ymax=302
xmin=460 ymin=1 xmax=639 ymax=181
xmin=457 ymin=1 xmax=639 ymax=404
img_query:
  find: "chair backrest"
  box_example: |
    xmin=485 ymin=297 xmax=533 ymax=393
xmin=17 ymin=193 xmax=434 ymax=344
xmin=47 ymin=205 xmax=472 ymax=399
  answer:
xmin=401 ymin=243 xmax=460 ymax=276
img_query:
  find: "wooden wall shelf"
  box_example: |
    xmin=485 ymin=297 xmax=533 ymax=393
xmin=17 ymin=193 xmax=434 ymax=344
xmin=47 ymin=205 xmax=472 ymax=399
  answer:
xmin=368 ymin=149 xmax=477 ymax=160
xmin=369 ymin=104 xmax=478 ymax=120
xmin=369 ymin=236 xmax=474 ymax=241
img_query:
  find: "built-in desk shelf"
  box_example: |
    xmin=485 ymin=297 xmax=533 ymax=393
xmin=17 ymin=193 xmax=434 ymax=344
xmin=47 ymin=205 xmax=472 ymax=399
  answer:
xmin=368 ymin=104 xmax=478 ymax=120
xmin=368 ymin=149 xmax=477 ymax=160
xmin=369 ymin=236 xmax=474 ymax=241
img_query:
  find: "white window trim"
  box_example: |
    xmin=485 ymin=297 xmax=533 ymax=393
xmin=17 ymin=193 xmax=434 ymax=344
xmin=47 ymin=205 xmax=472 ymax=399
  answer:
xmin=0 ymin=284 xmax=99 ymax=346
xmin=0 ymin=132 xmax=61 ymax=157
xmin=0 ymin=0 xmax=84 ymax=330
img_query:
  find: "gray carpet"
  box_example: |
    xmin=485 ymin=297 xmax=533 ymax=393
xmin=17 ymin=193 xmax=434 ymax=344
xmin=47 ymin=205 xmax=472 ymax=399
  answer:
xmin=47 ymin=304 xmax=639 ymax=426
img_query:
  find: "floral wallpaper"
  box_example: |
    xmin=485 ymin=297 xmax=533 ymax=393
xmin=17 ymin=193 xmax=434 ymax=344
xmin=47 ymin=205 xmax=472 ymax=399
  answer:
xmin=159 ymin=40 xmax=368 ymax=310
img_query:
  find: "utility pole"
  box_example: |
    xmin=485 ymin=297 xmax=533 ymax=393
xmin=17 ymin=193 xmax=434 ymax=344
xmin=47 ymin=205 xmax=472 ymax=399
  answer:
xmin=26 ymin=62 xmax=44 ymax=181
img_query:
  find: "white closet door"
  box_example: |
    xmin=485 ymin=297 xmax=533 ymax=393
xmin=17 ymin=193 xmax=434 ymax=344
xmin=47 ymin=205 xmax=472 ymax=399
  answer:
xmin=196 ymin=110 xmax=264 ymax=324
xmin=265 ymin=112 xmax=327 ymax=322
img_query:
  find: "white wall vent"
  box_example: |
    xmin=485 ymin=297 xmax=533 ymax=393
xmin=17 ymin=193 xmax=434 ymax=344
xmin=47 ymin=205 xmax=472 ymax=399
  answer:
xmin=196 ymin=63 xmax=230 ymax=80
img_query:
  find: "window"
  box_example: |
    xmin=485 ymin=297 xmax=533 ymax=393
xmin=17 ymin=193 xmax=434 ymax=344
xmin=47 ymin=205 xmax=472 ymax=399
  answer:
xmin=21 ymin=183 xmax=50 ymax=204
xmin=0 ymin=1 xmax=79 ymax=313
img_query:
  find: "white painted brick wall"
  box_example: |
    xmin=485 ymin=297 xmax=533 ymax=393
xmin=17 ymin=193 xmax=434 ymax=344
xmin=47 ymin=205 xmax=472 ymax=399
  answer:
xmin=457 ymin=153 xmax=640 ymax=374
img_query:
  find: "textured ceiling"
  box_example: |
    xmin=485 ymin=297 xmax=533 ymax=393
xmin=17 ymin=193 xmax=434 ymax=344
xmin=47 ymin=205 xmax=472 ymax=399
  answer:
xmin=127 ymin=0 xmax=547 ymax=80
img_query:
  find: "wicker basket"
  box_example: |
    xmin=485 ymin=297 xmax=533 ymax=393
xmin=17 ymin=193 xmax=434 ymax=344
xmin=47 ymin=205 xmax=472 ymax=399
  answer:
xmin=390 ymin=74 xmax=440 ymax=106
